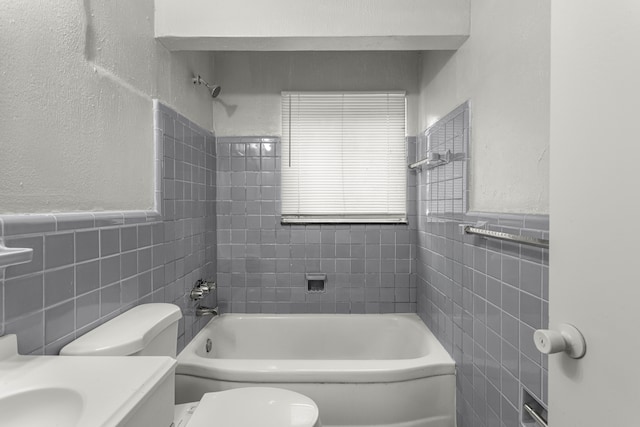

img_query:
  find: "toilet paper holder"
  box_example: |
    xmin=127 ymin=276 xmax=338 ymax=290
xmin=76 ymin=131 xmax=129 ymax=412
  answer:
xmin=534 ymin=323 xmax=586 ymax=359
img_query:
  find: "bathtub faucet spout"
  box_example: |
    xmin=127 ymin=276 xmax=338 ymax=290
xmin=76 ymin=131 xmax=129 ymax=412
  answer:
xmin=195 ymin=305 xmax=218 ymax=317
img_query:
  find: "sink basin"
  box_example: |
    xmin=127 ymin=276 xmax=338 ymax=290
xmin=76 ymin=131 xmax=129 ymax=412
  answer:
xmin=0 ymin=388 xmax=83 ymax=427
xmin=0 ymin=335 xmax=176 ymax=427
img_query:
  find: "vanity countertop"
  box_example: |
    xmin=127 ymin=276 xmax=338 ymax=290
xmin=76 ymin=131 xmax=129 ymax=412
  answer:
xmin=0 ymin=335 xmax=176 ymax=427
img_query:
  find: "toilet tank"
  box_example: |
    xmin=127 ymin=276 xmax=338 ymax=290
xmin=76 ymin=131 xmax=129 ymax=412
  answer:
xmin=60 ymin=303 xmax=182 ymax=357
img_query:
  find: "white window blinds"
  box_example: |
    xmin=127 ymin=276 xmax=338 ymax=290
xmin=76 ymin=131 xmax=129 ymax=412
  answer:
xmin=281 ymin=91 xmax=407 ymax=223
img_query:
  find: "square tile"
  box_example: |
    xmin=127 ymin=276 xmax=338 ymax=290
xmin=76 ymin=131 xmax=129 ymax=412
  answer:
xmin=5 ymin=274 xmax=44 ymax=321
xmin=44 ymin=266 xmax=74 ymax=306
xmin=75 ymin=230 xmax=99 ymax=263
xmin=101 ymin=255 xmax=121 ymax=286
xmin=45 ymin=233 xmax=74 ymax=269
xmin=121 ymin=227 xmax=138 ymax=251
xmin=100 ymin=228 xmax=120 ymax=257
xmin=520 ymin=292 xmax=542 ymax=329
xmin=45 ymin=301 xmax=75 ymax=345
xmin=76 ymin=260 xmax=100 ymax=296
xmin=76 ymin=291 xmax=100 ymax=330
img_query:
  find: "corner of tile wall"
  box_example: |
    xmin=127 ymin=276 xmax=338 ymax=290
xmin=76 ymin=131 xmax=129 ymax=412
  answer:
xmin=0 ymin=102 xmax=217 ymax=355
xmin=414 ymin=102 xmax=549 ymax=427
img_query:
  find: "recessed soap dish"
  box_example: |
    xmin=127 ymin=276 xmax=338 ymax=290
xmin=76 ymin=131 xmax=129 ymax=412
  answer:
xmin=306 ymin=273 xmax=326 ymax=293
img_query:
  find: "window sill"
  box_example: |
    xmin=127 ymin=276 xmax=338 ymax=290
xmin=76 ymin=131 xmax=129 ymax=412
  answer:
xmin=281 ymin=216 xmax=407 ymax=225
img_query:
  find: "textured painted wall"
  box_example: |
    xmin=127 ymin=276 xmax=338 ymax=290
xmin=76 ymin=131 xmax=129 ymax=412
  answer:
xmin=0 ymin=0 xmax=214 ymax=213
xmin=212 ymin=51 xmax=421 ymax=137
xmin=0 ymin=103 xmax=217 ymax=355
xmin=418 ymin=0 xmax=550 ymax=214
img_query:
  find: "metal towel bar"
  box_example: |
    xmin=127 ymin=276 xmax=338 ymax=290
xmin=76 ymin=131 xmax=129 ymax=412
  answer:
xmin=523 ymin=403 xmax=548 ymax=427
xmin=408 ymin=150 xmax=465 ymax=170
xmin=463 ymin=226 xmax=549 ymax=249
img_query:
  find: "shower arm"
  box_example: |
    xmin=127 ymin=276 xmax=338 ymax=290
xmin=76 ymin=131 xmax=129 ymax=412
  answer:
xmin=192 ymin=75 xmax=220 ymax=98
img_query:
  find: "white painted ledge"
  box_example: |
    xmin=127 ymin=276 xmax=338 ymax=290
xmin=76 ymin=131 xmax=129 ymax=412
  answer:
xmin=155 ymin=0 xmax=470 ymax=51
xmin=158 ymin=36 xmax=469 ymax=51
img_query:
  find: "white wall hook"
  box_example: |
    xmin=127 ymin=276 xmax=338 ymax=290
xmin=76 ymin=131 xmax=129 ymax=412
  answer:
xmin=534 ymin=323 xmax=586 ymax=359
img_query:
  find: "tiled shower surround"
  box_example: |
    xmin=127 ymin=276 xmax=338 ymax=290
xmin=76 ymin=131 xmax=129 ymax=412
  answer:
xmin=0 ymin=96 xmax=548 ymax=427
xmin=216 ymin=136 xmax=418 ymax=314
xmin=417 ymin=214 xmax=549 ymax=427
xmin=414 ymin=106 xmax=549 ymax=427
xmin=0 ymin=102 xmax=216 ymax=355
xmin=420 ymin=102 xmax=469 ymax=217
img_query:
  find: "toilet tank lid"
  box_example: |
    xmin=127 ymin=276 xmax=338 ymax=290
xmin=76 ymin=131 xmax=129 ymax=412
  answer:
xmin=60 ymin=303 xmax=182 ymax=356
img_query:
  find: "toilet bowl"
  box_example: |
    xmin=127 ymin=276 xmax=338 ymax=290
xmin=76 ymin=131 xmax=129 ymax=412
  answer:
xmin=60 ymin=304 xmax=321 ymax=427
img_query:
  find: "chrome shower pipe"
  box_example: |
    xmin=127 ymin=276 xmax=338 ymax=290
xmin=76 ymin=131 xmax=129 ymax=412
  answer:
xmin=192 ymin=75 xmax=221 ymax=98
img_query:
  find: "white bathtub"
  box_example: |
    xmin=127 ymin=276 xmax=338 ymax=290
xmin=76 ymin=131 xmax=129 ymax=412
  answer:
xmin=176 ymin=314 xmax=456 ymax=427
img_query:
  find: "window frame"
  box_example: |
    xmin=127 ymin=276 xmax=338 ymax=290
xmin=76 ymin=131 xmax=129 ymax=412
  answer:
xmin=280 ymin=90 xmax=408 ymax=225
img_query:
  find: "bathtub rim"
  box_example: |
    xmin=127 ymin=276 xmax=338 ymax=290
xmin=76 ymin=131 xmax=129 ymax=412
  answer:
xmin=176 ymin=313 xmax=455 ymax=384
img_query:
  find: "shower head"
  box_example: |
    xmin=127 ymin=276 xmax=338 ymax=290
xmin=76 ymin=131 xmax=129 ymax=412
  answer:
xmin=193 ymin=75 xmax=221 ymax=98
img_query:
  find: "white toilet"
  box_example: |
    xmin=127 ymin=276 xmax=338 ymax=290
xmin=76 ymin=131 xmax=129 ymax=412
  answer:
xmin=60 ymin=303 xmax=321 ymax=427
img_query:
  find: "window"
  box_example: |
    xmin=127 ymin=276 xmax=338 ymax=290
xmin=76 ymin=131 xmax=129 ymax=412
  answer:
xmin=281 ymin=91 xmax=407 ymax=223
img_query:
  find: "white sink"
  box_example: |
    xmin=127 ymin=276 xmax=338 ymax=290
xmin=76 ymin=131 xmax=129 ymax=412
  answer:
xmin=0 ymin=388 xmax=83 ymax=427
xmin=0 ymin=335 xmax=176 ymax=427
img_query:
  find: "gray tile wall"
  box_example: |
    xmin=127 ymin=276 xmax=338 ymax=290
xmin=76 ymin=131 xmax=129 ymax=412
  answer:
xmin=416 ymin=214 xmax=549 ymax=427
xmin=415 ymin=103 xmax=549 ymax=427
xmin=418 ymin=102 xmax=469 ymax=217
xmin=0 ymin=102 xmax=217 ymax=355
xmin=216 ymin=136 xmax=417 ymax=314
xmin=415 ymin=114 xmax=549 ymax=427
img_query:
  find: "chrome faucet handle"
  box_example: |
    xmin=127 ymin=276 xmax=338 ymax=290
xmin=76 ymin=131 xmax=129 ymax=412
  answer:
xmin=190 ymin=287 xmax=206 ymax=300
xmin=200 ymin=281 xmax=216 ymax=293
xmin=190 ymin=279 xmax=209 ymax=300
xmin=189 ymin=280 xmax=216 ymax=300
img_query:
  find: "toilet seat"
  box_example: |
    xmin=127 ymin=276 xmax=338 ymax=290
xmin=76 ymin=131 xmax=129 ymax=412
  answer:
xmin=182 ymin=387 xmax=321 ymax=427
